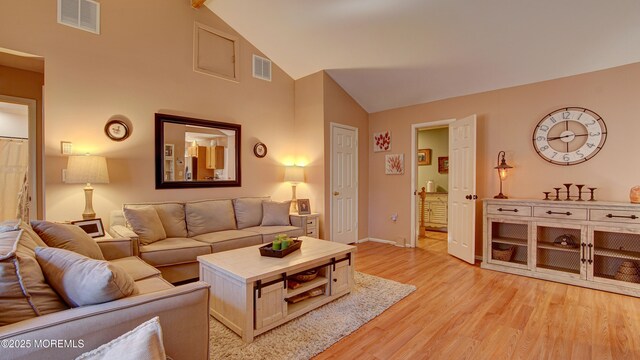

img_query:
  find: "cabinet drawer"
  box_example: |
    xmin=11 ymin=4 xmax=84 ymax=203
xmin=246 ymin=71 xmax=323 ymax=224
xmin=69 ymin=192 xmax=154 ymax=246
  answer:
xmin=487 ymin=204 xmax=531 ymax=216
xmin=590 ymin=209 xmax=640 ymax=224
xmin=307 ymin=218 xmax=317 ymax=226
xmin=533 ymin=206 xmax=587 ymax=220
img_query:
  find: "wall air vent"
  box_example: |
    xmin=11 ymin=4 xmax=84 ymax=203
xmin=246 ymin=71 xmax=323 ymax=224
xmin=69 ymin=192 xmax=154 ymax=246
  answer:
xmin=252 ymin=55 xmax=272 ymax=82
xmin=57 ymin=0 xmax=100 ymax=34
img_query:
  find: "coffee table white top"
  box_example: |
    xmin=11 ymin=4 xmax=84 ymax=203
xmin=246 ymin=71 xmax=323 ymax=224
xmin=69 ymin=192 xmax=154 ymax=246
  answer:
xmin=197 ymin=237 xmax=356 ymax=283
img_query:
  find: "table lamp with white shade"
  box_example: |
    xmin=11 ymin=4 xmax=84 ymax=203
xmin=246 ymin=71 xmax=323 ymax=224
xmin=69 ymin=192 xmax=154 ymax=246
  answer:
xmin=284 ymin=165 xmax=304 ymax=213
xmin=66 ymin=155 xmax=109 ymax=219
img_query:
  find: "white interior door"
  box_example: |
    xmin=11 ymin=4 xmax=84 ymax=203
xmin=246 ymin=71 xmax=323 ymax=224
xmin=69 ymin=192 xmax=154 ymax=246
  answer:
xmin=331 ymin=123 xmax=358 ymax=244
xmin=448 ymin=114 xmax=477 ymax=264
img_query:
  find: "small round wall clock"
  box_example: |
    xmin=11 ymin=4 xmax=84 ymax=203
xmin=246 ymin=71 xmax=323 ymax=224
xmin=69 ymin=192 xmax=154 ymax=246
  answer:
xmin=253 ymin=142 xmax=267 ymax=158
xmin=104 ymin=119 xmax=130 ymax=141
xmin=532 ymin=107 xmax=607 ymax=166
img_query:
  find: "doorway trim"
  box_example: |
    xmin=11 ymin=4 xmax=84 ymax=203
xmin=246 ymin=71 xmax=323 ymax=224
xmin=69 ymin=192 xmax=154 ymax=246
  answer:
xmin=0 ymin=95 xmax=40 ymax=219
xmin=410 ymin=119 xmax=455 ymax=248
xmin=329 ymin=122 xmax=358 ymax=243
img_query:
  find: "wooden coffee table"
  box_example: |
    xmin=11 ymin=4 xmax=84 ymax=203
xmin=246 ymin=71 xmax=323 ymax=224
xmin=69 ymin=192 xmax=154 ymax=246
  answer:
xmin=197 ymin=237 xmax=356 ymax=342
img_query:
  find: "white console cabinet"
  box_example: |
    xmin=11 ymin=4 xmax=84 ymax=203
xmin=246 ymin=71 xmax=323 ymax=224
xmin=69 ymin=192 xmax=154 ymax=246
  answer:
xmin=483 ymin=199 xmax=640 ymax=297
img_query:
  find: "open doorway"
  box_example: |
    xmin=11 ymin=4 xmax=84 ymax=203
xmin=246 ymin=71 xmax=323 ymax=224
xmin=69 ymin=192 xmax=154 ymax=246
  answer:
xmin=0 ymin=48 xmax=44 ymax=220
xmin=410 ymin=119 xmax=454 ymax=249
xmin=415 ymin=126 xmax=449 ymax=249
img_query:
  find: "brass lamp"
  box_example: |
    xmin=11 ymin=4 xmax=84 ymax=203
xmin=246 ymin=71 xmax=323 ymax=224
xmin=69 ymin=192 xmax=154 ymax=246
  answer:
xmin=494 ymin=151 xmax=513 ymax=199
xmin=66 ymin=155 xmax=110 ymax=219
xmin=284 ymin=165 xmax=304 ymax=213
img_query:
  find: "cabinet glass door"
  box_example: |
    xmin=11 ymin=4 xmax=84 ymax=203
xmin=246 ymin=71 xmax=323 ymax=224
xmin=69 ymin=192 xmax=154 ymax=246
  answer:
xmin=488 ymin=219 xmax=529 ymax=268
xmin=591 ymin=229 xmax=640 ymax=287
xmin=535 ymin=225 xmax=582 ymax=276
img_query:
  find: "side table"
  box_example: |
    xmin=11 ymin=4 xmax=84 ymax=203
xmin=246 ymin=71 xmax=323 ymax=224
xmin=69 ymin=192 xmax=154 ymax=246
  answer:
xmin=290 ymin=213 xmax=320 ymax=238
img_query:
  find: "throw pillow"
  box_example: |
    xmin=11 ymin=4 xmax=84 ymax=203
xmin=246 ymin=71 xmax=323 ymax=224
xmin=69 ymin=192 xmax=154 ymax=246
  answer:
xmin=123 ymin=206 xmax=167 ymax=245
xmin=75 ymin=317 xmax=166 ymax=360
xmin=35 ymin=247 xmax=138 ymax=307
xmin=31 ymin=220 xmax=105 ymax=260
xmin=261 ymin=201 xmax=292 ymax=226
xmin=0 ymin=224 xmax=68 ymax=326
xmin=233 ymin=197 xmax=269 ymax=229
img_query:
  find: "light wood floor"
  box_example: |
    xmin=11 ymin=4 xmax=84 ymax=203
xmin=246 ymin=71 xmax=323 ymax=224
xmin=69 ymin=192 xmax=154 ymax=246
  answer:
xmin=315 ymin=234 xmax=640 ymax=359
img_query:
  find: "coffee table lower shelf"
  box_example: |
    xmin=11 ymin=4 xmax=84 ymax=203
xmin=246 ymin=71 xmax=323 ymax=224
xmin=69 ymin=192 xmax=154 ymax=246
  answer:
xmin=197 ymin=237 xmax=356 ymax=342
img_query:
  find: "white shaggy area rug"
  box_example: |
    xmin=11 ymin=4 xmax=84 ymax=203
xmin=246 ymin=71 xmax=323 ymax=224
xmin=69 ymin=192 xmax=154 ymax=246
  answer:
xmin=209 ymin=272 xmax=416 ymax=360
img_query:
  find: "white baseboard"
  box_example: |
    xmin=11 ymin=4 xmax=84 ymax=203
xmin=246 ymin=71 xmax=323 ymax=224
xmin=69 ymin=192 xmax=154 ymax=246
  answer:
xmin=365 ymin=237 xmax=405 ymax=247
xmin=356 ymin=238 xmax=369 ymax=244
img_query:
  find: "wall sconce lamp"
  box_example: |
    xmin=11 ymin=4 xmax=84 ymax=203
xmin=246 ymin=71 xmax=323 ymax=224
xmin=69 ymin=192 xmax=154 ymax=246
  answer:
xmin=65 ymin=154 xmax=110 ymax=219
xmin=494 ymin=151 xmax=513 ymax=199
xmin=284 ymin=165 xmax=304 ymax=213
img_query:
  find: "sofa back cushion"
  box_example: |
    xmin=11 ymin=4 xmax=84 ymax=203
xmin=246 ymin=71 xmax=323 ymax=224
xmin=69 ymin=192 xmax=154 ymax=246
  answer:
xmin=124 ymin=202 xmax=187 ymax=238
xmin=232 ymin=197 xmax=269 ymax=229
xmin=261 ymin=201 xmax=292 ymax=226
xmin=31 ymin=220 xmax=105 ymax=260
xmin=185 ymin=199 xmax=237 ymax=237
xmin=35 ymin=247 xmax=138 ymax=307
xmin=0 ymin=221 xmax=68 ymax=326
xmin=123 ymin=206 xmax=167 ymax=245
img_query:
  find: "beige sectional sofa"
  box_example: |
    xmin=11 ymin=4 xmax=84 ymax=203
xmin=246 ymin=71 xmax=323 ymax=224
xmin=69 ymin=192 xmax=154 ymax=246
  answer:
xmin=0 ymin=220 xmax=210 ymax=360
xmin=110 ymin=197 xmax=304 ymax=283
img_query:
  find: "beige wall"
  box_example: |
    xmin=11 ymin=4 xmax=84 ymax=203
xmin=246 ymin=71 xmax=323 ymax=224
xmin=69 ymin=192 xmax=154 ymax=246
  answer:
xmin=323 ymin=73 xmax=369 ymax=241
xmin=0 ymin=1 xmax=296 ymax=222
xmin=293 ymin=72 xmax=325 ymax=235
xmin=369 ymin=62 xmax=640 ymax=253
xmin=293 ymin=71 xmax=369 ymax=241
xmin=0 ymin=65 xmax=44 ymax=217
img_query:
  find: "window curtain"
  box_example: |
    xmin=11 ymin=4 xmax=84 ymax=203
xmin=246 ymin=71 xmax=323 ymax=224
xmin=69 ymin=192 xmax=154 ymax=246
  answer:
xmin=0 ymin=138 xmax=29 ymax=222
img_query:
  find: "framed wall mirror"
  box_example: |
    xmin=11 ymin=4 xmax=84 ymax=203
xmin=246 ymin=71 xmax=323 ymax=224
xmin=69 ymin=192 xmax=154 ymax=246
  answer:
xmin=155 ymin=113 xmax=241 ymax=188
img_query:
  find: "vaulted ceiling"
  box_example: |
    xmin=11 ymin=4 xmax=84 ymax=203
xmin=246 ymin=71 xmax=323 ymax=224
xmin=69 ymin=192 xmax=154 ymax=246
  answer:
xmin=207 ymin=0 xmax=640 ymax=113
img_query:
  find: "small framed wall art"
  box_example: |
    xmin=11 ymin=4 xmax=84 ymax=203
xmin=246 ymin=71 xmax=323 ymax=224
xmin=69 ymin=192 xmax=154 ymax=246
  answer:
xmin=417 ymin=149 xmax=431 ymax=166
xmin=385 ymin=154 xmax=404 ymax=175
xmin=438 ymin=156 xmax=449 ymax=174
xmin=71 ymin=218 xmax=105 ymax=238
xmin=373 ymin=131 xmax=391 ymax=152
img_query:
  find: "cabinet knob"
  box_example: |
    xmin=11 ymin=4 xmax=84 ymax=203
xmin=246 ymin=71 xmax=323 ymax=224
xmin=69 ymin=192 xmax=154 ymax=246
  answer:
xmin=333 ymin=279 xmax=337 ymax=282
xmin=333 ymin=191 xmax=340 ymax=196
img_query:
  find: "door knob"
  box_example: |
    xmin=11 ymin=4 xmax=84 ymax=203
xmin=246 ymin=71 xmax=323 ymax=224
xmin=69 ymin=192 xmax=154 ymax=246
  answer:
xmin=334 ymin=191 xmax=340 ymax=196
xmin=465 ymin=195 xmax=471 ymax=200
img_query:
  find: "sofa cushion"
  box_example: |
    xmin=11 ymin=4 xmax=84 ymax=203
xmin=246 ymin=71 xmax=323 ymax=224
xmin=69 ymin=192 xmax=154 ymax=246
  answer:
xmin=185 ymin=199 xmax=237 ymax=237
xmin=139 ymin=238 xmax=211 ymax=267
xmin=135 ymin=277 xmax=174 ymax=295
xmin=243 ymin=225 xmax=304 ymax=243
xmin=36 ymin=247 xmax=138 ymax=308
xmin=261 ymin=201 xmax=292 ymax=226
xmin=0 ymin=225 xmax=68 ymax=326
xmin=109 ymin=256 xmax=161 ymax=281
xmin=232 ymin=197 xmax=269 ymax=229
xmin=124 ymin=202 xmax=187 ymax=238
xmin=75 ymin=316 xmax=166 ymax=360
xmin=123 ymin=206 xmax=167 ymax=245
xmin=31 ymin=220 xmax=105 ymax=260
xmin=36 ymin=247 xmax=137 ymax=307
xmin=192 ymin=230 xmax=263 ymax=253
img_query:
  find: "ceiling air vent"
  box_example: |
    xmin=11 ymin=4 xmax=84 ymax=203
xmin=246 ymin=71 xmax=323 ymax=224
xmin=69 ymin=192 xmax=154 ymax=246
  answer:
xmin=252 ymin=55 xmax=272 ymax=81
xmin=57 ymin=0 xmax=100 ymax=34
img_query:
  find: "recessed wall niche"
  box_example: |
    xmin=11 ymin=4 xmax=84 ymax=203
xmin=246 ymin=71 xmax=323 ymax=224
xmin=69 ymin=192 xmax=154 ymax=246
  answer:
xmin=193 ymin=22 xmax=239 ymax=82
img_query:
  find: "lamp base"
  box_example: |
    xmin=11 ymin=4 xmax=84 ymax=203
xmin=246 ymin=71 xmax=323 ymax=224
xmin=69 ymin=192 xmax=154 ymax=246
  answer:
xmin=494 ymin=193 xmax=508 ymax=199
xmin=82 ymin=184 xmax=96 ymax=219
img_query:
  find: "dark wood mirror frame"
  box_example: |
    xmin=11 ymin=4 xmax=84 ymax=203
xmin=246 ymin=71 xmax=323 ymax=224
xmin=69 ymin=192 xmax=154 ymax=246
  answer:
xmin=155 ymin=113 xmax=241 ymax=189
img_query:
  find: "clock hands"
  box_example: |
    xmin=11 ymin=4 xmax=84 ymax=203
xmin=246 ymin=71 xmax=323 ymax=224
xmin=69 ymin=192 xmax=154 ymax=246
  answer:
xmin=546 ymin=133 xmax=588 ymax=141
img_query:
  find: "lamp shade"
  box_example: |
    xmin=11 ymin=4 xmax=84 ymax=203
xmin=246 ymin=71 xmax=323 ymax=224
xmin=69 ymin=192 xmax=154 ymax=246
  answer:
xmin=66 ymin=155 xmax=110 ymax=184
xmin=284 ymin=166 xmax=304 ymax=184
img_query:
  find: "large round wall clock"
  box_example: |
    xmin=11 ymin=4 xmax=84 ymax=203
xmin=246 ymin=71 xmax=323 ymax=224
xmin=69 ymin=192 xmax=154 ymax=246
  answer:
xmin=532 ymin=107 xmax=607 ymax=166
